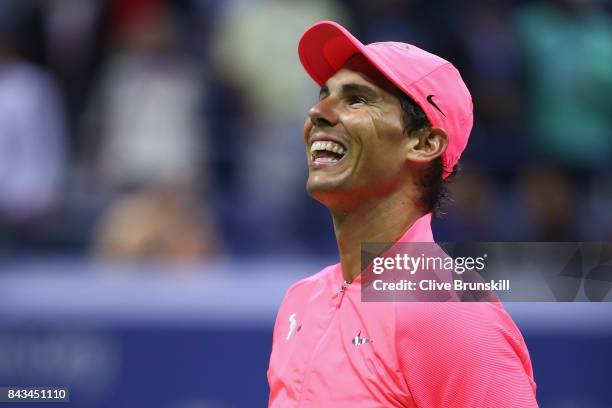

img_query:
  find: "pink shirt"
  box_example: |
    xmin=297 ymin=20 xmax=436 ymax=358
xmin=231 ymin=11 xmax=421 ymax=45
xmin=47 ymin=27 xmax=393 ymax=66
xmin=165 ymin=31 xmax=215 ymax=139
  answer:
xmin=268 ymin=213 xmax=537 ymax=407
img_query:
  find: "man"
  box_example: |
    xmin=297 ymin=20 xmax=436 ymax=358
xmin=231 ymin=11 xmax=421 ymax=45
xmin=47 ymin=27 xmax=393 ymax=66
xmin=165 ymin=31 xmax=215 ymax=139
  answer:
xmin=268 ymin=21 xmax=537 ymax=407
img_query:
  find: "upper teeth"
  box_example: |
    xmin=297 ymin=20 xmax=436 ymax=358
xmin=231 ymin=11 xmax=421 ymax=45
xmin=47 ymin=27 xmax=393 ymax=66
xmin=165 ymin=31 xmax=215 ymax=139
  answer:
xmin=310 ymin=141 xmax=346 ymax=155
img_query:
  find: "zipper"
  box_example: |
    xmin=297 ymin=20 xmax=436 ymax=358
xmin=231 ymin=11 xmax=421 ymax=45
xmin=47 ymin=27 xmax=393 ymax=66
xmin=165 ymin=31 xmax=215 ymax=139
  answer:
xmin=296 ymin=279 xmax=349 ymax=405
xmin=338 ymin=280 xmax=350 ymax=308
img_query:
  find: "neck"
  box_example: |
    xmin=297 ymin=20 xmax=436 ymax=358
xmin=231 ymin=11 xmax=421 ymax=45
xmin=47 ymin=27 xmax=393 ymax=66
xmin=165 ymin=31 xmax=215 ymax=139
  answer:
xmin=331 ymin=189 xmax=426 ymax=282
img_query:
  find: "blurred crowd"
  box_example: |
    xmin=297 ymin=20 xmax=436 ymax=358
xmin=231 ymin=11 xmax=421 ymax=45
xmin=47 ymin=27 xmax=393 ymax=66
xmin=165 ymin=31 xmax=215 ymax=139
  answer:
xmin=0 ymin=0 xmax=610 ymax=262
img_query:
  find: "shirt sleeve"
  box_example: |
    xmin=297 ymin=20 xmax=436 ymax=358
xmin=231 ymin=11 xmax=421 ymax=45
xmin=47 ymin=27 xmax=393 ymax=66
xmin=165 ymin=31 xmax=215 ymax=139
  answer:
xmin=395 ymin=302 xmax=538 ymax=407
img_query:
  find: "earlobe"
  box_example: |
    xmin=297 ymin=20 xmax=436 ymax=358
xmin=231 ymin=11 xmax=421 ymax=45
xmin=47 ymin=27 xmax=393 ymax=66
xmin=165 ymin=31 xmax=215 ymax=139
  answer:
xmin=405 ymin=127 xmax=448 ymax=163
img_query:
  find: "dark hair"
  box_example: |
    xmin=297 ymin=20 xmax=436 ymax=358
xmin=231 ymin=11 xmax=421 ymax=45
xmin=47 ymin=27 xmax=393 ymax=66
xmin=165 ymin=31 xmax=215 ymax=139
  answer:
xmin=397 ymin=92 xmax=458 ymax=215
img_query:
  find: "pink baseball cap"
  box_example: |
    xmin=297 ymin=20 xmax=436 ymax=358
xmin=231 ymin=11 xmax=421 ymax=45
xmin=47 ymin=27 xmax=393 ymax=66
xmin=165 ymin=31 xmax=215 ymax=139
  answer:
xmin=298 ymin=21 xmax=473 ymax=178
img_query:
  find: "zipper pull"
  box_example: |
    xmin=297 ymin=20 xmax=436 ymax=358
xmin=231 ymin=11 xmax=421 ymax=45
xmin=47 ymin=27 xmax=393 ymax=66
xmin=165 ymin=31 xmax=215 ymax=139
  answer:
xmin=338 ymin=281 xmax=350 ymax=307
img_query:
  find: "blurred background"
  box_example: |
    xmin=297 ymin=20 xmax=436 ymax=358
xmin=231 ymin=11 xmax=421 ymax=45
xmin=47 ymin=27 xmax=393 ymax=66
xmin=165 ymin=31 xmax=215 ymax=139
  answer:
xmin=0 ymin=0 xmax=611 ymax=406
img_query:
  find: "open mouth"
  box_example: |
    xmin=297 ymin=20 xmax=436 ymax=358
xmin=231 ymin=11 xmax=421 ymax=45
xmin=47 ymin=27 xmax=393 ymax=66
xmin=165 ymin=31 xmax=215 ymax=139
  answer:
xmin=310 ymin=140 xmax=347 ymax=164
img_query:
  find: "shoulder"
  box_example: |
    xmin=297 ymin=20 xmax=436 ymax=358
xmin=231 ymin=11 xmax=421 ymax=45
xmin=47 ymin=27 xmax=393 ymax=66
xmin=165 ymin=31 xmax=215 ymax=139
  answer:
xmin=394 ymin=302 xmax=536 ymax=405
xmin=279 ymin=263 xmax=338 ymax=306
xmin=395 ymin=301 xmax=525 ymax=348
xmin=271 ymin=263 xmax=338 ymax=338
xmin=394 ymin=301 xmax=534 ymax=383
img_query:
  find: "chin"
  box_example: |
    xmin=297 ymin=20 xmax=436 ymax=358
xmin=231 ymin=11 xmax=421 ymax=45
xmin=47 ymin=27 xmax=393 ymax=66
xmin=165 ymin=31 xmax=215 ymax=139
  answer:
xmin=306 ymin=176 xmax=351 ymax=210
xmin=306 ymin=179 xmax=332 ymax=200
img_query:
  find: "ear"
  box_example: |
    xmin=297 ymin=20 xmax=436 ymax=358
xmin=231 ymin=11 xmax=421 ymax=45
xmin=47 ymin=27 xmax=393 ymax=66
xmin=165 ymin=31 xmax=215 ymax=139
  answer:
xmin=404 ymin=126 xmax=448 ymax=163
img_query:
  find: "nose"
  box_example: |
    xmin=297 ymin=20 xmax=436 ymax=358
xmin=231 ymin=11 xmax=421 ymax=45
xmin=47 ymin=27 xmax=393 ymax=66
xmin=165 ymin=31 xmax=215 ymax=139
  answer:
xmin=308 ymin=96 xmax=339 ymax=128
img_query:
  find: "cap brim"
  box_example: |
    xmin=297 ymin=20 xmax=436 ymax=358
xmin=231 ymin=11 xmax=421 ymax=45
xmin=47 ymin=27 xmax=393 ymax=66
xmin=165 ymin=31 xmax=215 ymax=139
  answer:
xmin=298 ymin=21 xmax=367 ymax=86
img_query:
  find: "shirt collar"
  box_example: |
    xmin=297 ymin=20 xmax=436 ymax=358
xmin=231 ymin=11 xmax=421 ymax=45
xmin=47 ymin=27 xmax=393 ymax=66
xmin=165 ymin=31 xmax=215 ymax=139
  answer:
xmin=338 ymin=212 xmax=434 ymax=284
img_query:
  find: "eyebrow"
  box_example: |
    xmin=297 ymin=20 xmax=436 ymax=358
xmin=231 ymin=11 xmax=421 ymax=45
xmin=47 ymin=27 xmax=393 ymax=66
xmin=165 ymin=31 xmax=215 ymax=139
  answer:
xmin=319 ymin=83 xmax=379 ymax=100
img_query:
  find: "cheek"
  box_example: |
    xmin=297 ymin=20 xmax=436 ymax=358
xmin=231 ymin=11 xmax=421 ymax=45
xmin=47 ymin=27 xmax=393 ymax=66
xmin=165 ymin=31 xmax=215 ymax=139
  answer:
xmin=372 ymin=107 xmax=405 ymax=141
xmin=303 ymin=119 xmax=312 ymax=143
xmin=373 ymin=113 xmax=406 ymax=154
xmin=341 ymin=111 xmax=379 ymax=148
xmin=366 ymin=118 xmax=407 ymax=174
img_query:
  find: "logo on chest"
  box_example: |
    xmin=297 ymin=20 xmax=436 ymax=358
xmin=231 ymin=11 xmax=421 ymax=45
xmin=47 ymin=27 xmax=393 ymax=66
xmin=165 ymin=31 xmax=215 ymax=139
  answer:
xmin=352 ymin=330 xmax=373 ymax=346
xmin=286 ymin=313 xmax=302 ymax=340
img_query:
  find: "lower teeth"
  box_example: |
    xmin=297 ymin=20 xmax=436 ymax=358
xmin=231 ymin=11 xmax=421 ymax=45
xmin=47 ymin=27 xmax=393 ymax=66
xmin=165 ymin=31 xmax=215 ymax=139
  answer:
xmin=315 ymin=157 xmax=338 ymax=163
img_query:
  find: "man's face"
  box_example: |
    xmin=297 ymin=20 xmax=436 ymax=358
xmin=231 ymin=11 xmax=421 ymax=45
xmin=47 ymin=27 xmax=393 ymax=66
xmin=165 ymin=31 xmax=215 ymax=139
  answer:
xmin=303 ymin=56 xmax=410 ymax=208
